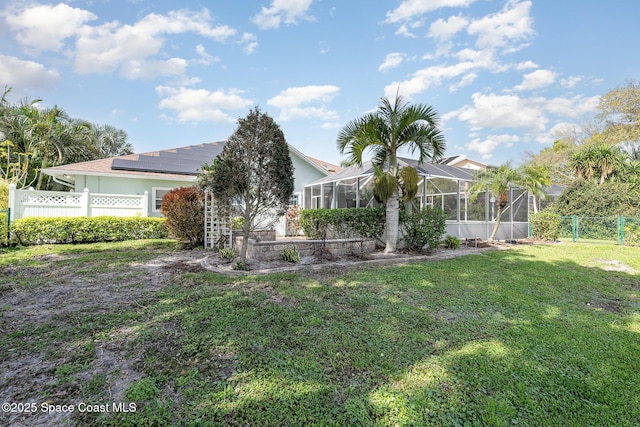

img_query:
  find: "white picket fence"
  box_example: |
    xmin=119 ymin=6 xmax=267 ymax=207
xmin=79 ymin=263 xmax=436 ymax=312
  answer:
xmin=7 ymin=184 xmax=148 ymax=221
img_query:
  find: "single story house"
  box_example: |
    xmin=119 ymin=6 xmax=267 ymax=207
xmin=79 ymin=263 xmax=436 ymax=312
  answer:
xmin=41 ymin=141 xmax=340 ymax=236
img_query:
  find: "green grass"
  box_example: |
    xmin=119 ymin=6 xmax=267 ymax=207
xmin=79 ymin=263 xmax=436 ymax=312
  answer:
xmin=1 ymin=240 xmax=639 ymax=426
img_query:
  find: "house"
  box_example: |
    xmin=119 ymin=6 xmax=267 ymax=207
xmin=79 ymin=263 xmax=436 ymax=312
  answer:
xmin=41 ymin=141 xmax=340 ymax=236
xmin=437 ymin=154 xmax=487 ymax=171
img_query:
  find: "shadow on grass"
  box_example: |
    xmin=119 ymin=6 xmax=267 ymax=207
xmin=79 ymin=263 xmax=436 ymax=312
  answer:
xmin=114 ymin=247 xmax=640 ymax=426
xmin=2 ymin=244 xmax=639 ymax=426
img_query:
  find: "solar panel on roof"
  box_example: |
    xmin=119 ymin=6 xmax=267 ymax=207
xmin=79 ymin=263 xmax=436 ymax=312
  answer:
xmin=111 ymin=142 xmax=225 ymax=175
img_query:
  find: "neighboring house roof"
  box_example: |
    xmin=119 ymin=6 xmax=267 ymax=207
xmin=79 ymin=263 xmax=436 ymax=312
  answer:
xmin=305 ymin=156 xmax=342 ymax=173
xmin=438 ymin=154 xmax=487 ymax=170
xmin=307 ymin=157 xmax=474 ymax=186
xmin=44 ymin=141 xmax=334 ymax=182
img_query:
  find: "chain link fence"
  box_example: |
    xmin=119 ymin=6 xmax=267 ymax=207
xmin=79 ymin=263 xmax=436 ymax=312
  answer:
xmin=558 ymin=215 xmax=640 ymax=245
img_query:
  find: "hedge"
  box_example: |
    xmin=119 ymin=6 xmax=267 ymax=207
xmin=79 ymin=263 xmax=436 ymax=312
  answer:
xmin=299 ymin=208 xmax=385 ymax=242
xmin=10 ymin=216 xmax=168 ymax=245
xmin=530 ymin=211 xmax=561 ymax=241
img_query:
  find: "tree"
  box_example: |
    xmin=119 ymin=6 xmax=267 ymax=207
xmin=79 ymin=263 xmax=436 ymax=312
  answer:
xmin=598 ymin=79 xmax=640 ymax=145
xmin=0 ymin=87 xmax=132 ymax=190
xmin=569 ymin=144 xmax=625 ymax=184
xmin=337 ymin=94 xmax=445 ymax=253
xmin=468 ymin=163 xmax=550 ymax=242
xmin=91 ymin=124 xmax=134 ymax=158
xmin=199 ymin=107 xmax=294 ymax=268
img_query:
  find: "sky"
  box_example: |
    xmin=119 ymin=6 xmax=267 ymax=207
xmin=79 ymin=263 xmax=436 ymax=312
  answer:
xmin=1 ymin=0 xmax=639 ymax=167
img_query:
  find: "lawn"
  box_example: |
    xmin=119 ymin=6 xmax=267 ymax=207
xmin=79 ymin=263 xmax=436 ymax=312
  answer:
xmin=1 ymin=240 xmax=639 ymax=426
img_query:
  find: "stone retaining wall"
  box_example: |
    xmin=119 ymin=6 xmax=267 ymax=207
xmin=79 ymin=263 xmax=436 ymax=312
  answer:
xmin=233 ymin=237 xmax=376 ymax=261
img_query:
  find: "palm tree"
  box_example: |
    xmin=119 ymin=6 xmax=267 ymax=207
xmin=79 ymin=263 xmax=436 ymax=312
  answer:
xmin=337 ymin=94 xmax=445 ymax=253
xmin=469 ymin=163 xmax=550 ymax=242
xmin=570 ymin=144 xmax=625 ymax=184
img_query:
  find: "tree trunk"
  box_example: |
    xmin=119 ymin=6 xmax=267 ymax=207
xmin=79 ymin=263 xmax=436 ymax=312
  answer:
xmin=240 ymin=208 xmax=252 ymax=269
xmin=488 ymin=206 xmax=503 ymax=242
xmin=384 ymin=188 xmax=400 ymax=253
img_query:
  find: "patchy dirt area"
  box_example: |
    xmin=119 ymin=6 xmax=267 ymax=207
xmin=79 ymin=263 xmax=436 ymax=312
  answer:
xmin=0 ymin=242 xmax=493 ymax=426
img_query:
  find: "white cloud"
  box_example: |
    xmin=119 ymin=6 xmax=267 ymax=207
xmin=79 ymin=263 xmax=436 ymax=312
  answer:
xmin=560 ymin=76 xmax=583 ymax=88
xmin=267 ymin=85 xmax=339 ymax=121
xmin=386 ymin=0 xmax=477 ymax=23
xmin=5 ymin=3 xmax=96 ymax=53
xmin=0 ymin=54 xmax=60 ymax=88
xmin=74 ymin=9 xmax=236 ymax=76
xmin=429 ymin=15 xmax=469 ymax=41
xmin=465 ymin=133 xmax=520 ymax=159
xmin=467 ymin=1 xmax=534 ymax=53
xmin=514 ymin=69 xmax=557 ymax=91
xmin=384 ymin=60 xmax=480 ymax=99
xmin=378 ymin=53 xmax=405 ymax=72
xmin=194 ymin=45 xmax=220 ymax=65
xmin=252 ymin=0 xmax=315 ymax=30
xmin=240 ymin=33 xmax=259 ymax=55
xmin=156 ymin=86 xmax=253 ymax=123
xmin=5 ymin=5 xmax=243 ymax=80
xmin=515 ymin=60 xmax=538 ymax=70
xmin=451 ymin=92 xmax=548 ymax=132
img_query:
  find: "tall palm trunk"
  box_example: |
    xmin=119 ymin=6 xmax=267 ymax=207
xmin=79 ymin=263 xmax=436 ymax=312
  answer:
xmin=488 ymin=191 xmax=508 ymax=242
xmin=384 ymin=187 xmax=400 ymax=253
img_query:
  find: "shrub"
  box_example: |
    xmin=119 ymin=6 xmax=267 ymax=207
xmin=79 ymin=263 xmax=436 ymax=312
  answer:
xmin=280 ymin=247 xmax=300 ymax=263
xmin=443 ymin=235 xmax=461 ymax=249
xmin=0 ymin=210 xmax=8 ymax=246
xmin=400 ymin=208 xmax=447 ymax=252
xmin=551 ymin=180 xmax=640 ymax=217
xmin=531 ymin=211 xmax=561 ymax=240
xmin=10 ymin=216 xmax=167 ymax=245
xmin=624 ymin=223 xmax=640 ymax=246
xmin=160 ymin=186 xmax=204 ymax=248
xmin=299 ymin=208 xmax=385 ymax=242
xmin=219 ymin=247 xmax=236 ymax=259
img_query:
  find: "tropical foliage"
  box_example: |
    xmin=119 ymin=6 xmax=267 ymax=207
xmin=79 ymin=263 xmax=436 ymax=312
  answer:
xmin=337 ymin=94 xmax=445 ymax=253
xmin=526 ymin=80 xmax=640 ymax=187
xmin=0 ymin=86 xmax=133 ymax=190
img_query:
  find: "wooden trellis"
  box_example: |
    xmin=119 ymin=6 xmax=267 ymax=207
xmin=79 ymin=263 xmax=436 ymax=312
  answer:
xmin=204 ymin=190 xmax=233 ymax=250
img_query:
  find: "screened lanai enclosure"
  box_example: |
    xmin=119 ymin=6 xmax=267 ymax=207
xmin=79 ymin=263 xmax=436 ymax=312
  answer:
xmin=303 ymin=158 xmax=531 ymax=241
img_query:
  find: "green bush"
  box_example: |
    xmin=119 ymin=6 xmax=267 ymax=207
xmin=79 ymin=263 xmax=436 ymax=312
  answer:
xmin=443 ymin=235 xmax=461 ymax=249
xmin=11 ymin=216 xmax=167 ymax=245
xmin=624 ymin=223 xmax=640 ymax=246
xmin=531 ymin=211 xmax=561 ymax=240
xmin=400 ymin=208 xmax=447 ymax=252
xmin=280 ymin=247 xmax=300 ymax=263
xmin=219 ymin=247 xmax=236 ymax=259
xmin=551 ymin=180 xmax=640 ymax=217
xmin=299 ymin=208 xmax=385 ymax=242
xmin=0 ymin=211 xmax=8 ymax=246
xmin=160 ymin=186 xmax=204 ymax=248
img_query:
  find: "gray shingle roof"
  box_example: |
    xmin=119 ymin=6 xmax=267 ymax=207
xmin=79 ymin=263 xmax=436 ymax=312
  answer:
xmin=306 ymin=157 xmax=474 ymax=185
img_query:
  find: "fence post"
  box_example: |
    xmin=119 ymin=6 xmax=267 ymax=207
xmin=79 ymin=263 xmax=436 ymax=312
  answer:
xmin=8 ymin=183 xmax=16 ymax=222
xmin=142 ymin=191 xmax=149 ymax=217
xmin=618 ymin=215 xmax=625 ymax=245
xmin=81 ymin=188 xmax=89 ymax=217
xmin=571 ymin=215 xmax=578 ymax=242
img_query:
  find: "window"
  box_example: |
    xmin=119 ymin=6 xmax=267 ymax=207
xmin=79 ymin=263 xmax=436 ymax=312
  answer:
xmin=289 ymin=192 xmax=301 ymax=207
xmin=152 ymin=187 xmax=172 ymax=212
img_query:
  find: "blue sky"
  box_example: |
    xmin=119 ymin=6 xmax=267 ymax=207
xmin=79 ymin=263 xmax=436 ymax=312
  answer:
xmin=1 ymin=0 xmax=638 ymax=167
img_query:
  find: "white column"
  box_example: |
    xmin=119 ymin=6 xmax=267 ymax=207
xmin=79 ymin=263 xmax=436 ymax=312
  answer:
xmin=8 ymin=183 xmax=16 ymax=222
xmin=142 ymin=191 xmax=149 ymax=217
xmin=81 ymin=188 xmax=89 ymax=217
